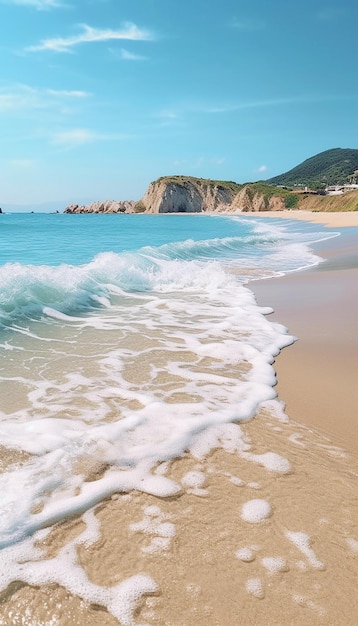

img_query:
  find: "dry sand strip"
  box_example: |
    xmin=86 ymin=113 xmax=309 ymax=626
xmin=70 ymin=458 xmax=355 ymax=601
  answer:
xmin=252 ymin=266 xmax=358 ymax=457
xmin=250 ymin=212 xmax=358 ymax=456
xmin=246 ymin=209 xmax=358 ymax=228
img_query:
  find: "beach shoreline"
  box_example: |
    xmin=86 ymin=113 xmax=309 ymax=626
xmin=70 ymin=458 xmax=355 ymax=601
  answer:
xmin=248 ymin=210 xmax=358 ymax=456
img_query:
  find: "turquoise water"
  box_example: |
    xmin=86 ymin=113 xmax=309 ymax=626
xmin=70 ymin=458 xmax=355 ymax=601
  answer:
xmin=0 ymin=212 xmax=337 ymax=266
xmin=0 ymin=213 xmax=337 ymax=326
xmin=0 ymin=213 xmax=340 ymax=616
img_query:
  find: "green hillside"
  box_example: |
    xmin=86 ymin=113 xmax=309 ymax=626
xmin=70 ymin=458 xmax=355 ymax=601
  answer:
xmin=155 ymin=175 xmax=243 ymax=194
xmin=267 ymin=148 xmax=358 ymax=189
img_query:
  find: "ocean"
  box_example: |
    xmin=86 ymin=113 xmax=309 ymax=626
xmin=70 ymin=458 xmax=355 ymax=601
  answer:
xmin=0 ymin=213 xmax=339 ymax=622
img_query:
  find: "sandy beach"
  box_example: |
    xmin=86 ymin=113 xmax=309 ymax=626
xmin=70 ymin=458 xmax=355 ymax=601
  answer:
xmin=250 ymin=210 xmax=358 ymax=456
xmin=0 ymin=211 xmax=357 ymax=625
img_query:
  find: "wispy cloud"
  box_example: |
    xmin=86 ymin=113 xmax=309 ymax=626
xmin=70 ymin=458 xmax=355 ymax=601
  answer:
xmin=1 ymin=0 xmax=64 ymax=9
xmin=116 ymin=48 xmax=148 ymax=61
xmin=46 ymin=88 xmax=89 ymax=98
xmin=257 ymin=165 xmax=268 ymax=173
xmin=108 ymin=47 xmax=148 ymax=61
xmin=0 ymin=84 xmax=90 ymax=111
xmin=51 ymin=128 xmax=130 ymax=148
xmin=154 ymin=97 xmax=298 ymax=121
xmin=27 ymin=22 xmax=154 ymax=53
xmin=201 ymin=97 xmax=303 ymax=114
xmin=164 ymin=94 xmax=352 ymax=118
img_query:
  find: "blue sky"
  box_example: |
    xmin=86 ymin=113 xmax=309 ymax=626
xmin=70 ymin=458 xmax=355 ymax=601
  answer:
xmin=0 ymin=0 xmax=357 ymax=209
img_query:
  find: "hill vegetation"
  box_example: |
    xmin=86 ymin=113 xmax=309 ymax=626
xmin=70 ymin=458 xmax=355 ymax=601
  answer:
xmin=155 ymin=175 xmax=243 ymax=194
xmin=267 ymin=148 xmax=358 ymax=189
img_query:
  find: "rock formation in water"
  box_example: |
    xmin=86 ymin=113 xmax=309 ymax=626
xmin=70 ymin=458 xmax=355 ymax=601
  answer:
xmin=64 ymin=200 xmax=135 ymax=214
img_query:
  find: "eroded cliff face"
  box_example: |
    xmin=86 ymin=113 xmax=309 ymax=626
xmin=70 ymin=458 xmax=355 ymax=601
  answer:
xmin=140 ymin=179 xmax=238 ymax=213
xmin=140 ymin=179 xmax=285 ymax=214
xmin=234 ymin=187 xmax=285 ymax=212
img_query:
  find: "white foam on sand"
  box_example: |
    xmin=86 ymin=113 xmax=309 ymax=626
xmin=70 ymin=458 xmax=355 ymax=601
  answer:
xmin=0 ymin=511 xmax=158 ymax=625
xmin=0 ymin=246 xmax=298 ymax=619
xmin=130 ymin=506 xmax=176 ymax=554
xmin=241 ymin=450 xmax=291 ymax=474
xmin=235 ymin=547 xmax=256 ymax=562
xmin=241 ymin=499 xmax=272 ymax=523
xmin=285 ymin=531 xmax=325 ymax=569
xmin=261 ymin=556 xmax=288 ymax=573
xmin=246 ymin=578 xmax=265 ymax=599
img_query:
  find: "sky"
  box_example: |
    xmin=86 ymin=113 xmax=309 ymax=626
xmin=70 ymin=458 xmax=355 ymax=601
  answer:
xmin=0 ymin=0 xmax=357 ymax=210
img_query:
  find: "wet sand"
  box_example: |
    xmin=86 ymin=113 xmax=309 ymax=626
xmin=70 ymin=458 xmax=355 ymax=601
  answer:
xmin=0 ymin=211 xmax=357 ymax=625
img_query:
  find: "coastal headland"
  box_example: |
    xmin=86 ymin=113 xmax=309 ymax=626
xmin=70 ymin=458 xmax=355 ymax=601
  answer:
xmin=63 ymin=175 xmax=358 ymax=215
xmin=62 ymin=148 xmax=358 ymax=216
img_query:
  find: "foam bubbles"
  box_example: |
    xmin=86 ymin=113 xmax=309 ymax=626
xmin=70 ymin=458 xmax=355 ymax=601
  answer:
xmin=130 ymin=507 xmax=176 ymax=555
xmin=236 ymin=548 xmax=255 ymax=562
xmin=241 ymin=499 xmax=272 ymax=523
xmin=285 ymin=531 xmax=324 ymax=569
xmin=246 ymin=578 xmax=264 ymax=599
xmin=261 ymin=556 xmax=288 ymax=573
xmin=242 ymin=451 xmax=291 ymax=474
xmin=182 ymin=471 xmax=206 ymax=488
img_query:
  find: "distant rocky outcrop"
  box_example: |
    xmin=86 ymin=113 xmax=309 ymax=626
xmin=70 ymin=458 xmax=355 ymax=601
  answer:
xmin=139 ymin=177 xmax=286 ymax=214
xmin=64 ymin=200 xmax=135 ymax=214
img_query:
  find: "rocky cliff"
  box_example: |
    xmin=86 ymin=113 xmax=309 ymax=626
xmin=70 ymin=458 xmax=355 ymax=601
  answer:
xmin=139 ymin=176 xmax=241 ymax=213
xmin=62 ymin=177 xmax=288 ymax=214
xmin=139 ymin=177 xmax=285 ymax=213
xmin=64 ymin=200 xmax=135 ymax=214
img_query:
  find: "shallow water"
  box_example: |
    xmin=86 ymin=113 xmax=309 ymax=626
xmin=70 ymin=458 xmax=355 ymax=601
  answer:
xmin=0 ymin=213 xmax=342 ymax=622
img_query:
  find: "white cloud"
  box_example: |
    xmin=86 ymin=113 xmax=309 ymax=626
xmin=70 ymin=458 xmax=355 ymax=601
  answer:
xmin=45 ymin=89 xmax=89 ymax=98
xmin=1 ymin=0 xmax=64 ymax=9
xmin=160 ymin=94 xmax=348 ymax=120
xmin=257 ymin=165 xmax=268 ymax=173
xmin=119 ymin=48 xmax=147 ymax=61
xmin=27 ymin=22 xmax=153 ymax=53
xmin=0 ymin=84 xmax=90 ymax=111
xmin=108 ymin=47 xmax=148 ymax=61
xmin=52 ymin=128 xmax=96 ymax=146
xmin=51 ymin=128 xmax=129 ymax=148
